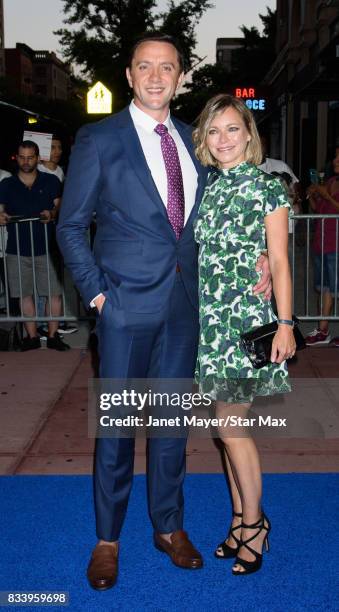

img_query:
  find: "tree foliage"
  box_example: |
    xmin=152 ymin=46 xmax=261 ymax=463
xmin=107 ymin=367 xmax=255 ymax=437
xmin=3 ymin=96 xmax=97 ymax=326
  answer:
xmin=159 ymin=0 xmax=213 ymax=69
xmin=173 ymin=63 xmax=233 ymax=123
xmin=54 ymin=2 xmax=276 ymax=123
xmin=55 ymin=0 xmax=212 ymax=111
xmin=232 ymin=6 xmax=277 ymax=83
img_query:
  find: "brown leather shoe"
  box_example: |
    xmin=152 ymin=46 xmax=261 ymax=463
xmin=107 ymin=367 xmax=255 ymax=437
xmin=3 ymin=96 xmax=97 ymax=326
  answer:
xmin=154 ymin=530 xmax=203 ymax=569
xmin=87 ymin=543 xmax=118 ymax=590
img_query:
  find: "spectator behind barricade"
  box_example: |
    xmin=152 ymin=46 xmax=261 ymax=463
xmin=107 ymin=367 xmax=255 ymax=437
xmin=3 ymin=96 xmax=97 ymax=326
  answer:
xmin=259 ymin=138 xmax=302 ymax=257
xmin=0 ymin=141 xmax=70 ymax=351
xmin=271 ymin=170 xmax=301 ymax=239
xmin=305 ymin=152 xmax=339 ymax=347
xmin=38 ymin=135 xmax=65 ymax=183
xmin=37 ymin=136 xmax=78 ymax=338
xmin=0 ymin=167 xmax=16 ymax=314
xmin=258 ymin=135 xmax=301 ymax=196
xmin=0 ymin=169 xmax=11 ymax=182
xmin=324 ymin=142 xmax=339 ymax=180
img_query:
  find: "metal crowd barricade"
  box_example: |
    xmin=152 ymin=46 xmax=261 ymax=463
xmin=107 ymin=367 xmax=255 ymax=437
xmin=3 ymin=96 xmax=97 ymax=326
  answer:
xmin=0 ymin=217 xmax=83 ymax=323
xmin=289 ymin=213 xmax=339 ymax=321
xmin=0 ymin=214 xmax=339 ymax=324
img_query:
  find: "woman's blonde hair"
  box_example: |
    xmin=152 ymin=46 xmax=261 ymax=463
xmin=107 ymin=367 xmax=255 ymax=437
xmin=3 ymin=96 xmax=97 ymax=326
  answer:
xmin=193 ymin=93 xmax=262 ymax=168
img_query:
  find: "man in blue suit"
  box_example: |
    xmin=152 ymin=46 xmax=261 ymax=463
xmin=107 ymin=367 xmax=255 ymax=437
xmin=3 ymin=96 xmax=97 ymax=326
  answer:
xmin=57 ymin=33 xmax=270 ymax=590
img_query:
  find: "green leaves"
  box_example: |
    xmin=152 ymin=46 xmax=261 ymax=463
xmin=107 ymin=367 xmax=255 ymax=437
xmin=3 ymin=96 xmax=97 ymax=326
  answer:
xmin=224 ymin=257 xmax=237 ymax=273
xmin=208 ymin=273 xmax=223 ymax=294
xmin=242 ymin=211 xmax=257 ymax=226
xmin=237 ymin=265 xmax=252 ymax=280
xmin=204 ymin=324 xmax=218 ymax=344
xmin=229 ymin=316 xmax=242 ymax=331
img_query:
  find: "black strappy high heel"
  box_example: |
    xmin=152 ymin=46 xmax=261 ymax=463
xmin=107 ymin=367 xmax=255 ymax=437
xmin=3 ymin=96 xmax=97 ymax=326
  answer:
xmin=214 ymin=511 xmax=243 ymax=559
xmin=232 ymin=512 xmax=271 ymax=575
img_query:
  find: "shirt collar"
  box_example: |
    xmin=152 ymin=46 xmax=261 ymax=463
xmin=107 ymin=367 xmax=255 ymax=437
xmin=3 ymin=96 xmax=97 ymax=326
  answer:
xmin=15 ymin=170 xmax=41 ymax=187
xmin=129 ymin=100 xmax=172 ymax=134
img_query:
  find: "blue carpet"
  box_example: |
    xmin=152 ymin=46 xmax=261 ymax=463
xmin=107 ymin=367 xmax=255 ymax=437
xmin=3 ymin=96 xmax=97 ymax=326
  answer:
xmin=0 ymin=474 xmax=338 ymax=612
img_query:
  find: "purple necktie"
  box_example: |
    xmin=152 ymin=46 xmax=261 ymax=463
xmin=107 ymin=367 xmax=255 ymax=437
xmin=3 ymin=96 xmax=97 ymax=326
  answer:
xmin=155 ymin=123 xmax=185 ymax=239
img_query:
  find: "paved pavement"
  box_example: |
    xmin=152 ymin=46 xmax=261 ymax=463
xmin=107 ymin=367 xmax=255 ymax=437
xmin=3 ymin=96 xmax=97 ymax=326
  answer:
xmin=0 ymin=325 xmax=338 ymax=475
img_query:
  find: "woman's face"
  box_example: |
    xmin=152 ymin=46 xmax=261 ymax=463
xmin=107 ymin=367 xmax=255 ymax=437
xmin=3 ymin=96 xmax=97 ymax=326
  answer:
xmin=206 ymin=106 xmax=251 ymax=169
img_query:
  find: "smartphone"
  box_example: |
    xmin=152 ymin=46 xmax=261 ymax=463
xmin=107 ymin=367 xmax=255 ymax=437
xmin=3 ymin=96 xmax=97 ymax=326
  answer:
xmin=309 ymin=169 xmax=319 ymax=184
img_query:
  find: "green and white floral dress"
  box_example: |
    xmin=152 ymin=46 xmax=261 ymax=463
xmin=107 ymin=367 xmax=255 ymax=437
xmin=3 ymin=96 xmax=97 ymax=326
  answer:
xmin=194 ymin=161 xmax=291 ymax=403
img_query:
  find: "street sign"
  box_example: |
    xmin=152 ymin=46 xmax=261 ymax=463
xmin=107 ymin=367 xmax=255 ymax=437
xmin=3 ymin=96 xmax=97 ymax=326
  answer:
xmin=234 ymin=86 xmax=267 ymax=111
xmin=87 ymin=81 xmax=112 ymax=114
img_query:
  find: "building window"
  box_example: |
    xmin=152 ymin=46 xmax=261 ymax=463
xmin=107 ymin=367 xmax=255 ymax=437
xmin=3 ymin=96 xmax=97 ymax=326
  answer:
xmin=216 ymin=49 xmax=223 ymax=63
xmin=35 ymin=66 xmax=47 ymax=77
xmin=35 ymin=84 xmax=47 ymax=96
xmin=300 ymin=0 xmax=306 ymax=28
xmin=290 ymin=0 xmax=301 ymax=42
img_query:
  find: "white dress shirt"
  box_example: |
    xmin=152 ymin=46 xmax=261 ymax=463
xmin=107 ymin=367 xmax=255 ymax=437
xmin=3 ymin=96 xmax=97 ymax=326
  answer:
xmin=129 ymin=101 xmax=197 ymax=223
xmin=90 ymin=102 xmax=198 ymax=307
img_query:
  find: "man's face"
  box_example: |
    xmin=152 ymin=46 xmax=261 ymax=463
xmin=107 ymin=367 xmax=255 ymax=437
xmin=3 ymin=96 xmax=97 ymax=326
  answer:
xmin=16 ymin=147 xmax=39 ymax=173
xmin=50 ymin=139 xmax=62 ymax=164
xmin=126 ymin=41 xmax=184 ymax=118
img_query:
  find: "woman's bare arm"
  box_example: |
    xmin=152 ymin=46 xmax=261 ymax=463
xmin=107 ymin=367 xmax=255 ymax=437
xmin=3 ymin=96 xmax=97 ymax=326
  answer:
xmin=264 ymin=207 xmax=296 ymax=363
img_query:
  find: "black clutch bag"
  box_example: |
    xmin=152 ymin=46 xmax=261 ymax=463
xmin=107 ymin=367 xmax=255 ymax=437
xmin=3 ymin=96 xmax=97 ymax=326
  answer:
xmin=240 ymin=316 xmax=306 ymax=369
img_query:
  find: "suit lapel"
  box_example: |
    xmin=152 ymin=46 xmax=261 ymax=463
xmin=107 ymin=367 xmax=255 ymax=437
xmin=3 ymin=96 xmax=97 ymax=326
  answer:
xmin=172 ymin=118 xmax=208 ymax=229
xmin=116 ymin=108 xmax=169 ymax=223
xmin=116 ymin=108 xmax=208 ymax=238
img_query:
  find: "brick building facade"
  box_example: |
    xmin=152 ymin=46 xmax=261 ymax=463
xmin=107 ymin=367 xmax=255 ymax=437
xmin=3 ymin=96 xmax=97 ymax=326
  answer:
xmin=260 ymin=0 xmax=339 ymax=182
xmin=5 ymin=43 xmax=70 ymax=100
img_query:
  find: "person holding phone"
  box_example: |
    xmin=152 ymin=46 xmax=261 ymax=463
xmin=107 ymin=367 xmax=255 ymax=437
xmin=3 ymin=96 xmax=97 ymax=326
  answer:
xmin=305 ymin=152 xmax=339 ymax=346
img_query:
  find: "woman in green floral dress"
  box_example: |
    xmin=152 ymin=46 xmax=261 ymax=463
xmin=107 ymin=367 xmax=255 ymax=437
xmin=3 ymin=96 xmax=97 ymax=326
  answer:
xmin=193 ymin=94 xmax=296 ymax=575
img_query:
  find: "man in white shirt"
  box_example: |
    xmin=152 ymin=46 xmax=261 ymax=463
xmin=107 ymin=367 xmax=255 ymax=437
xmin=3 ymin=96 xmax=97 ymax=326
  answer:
xmin=38 ymin=137 xmax=78 ymax=336
xmin=258 ymin=156 xmax=299 ymax=183
xmin=258 ymin=136 xmax=299 ymax=184
xmin=57 ymin=33 xmax=271 ymax=590
xmin=259 ymin=136 xmax=301 ymax=235
xmin=38 ymin=136 xmax=65 ymax=183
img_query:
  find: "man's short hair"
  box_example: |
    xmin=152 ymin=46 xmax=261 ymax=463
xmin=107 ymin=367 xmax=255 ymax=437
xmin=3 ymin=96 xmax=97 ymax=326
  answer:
xmin=128 ymin=32 xmax=185 ymax=72
xmin=18 ymin=140 xmax=40 ymax=156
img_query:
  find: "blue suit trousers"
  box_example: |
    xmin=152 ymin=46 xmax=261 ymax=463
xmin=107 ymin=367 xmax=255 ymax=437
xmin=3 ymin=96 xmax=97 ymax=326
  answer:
xmin=94 ymin=274 xmax=199 ymax=541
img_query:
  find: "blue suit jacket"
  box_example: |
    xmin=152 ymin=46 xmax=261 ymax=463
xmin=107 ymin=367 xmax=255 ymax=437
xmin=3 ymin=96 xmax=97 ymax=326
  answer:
xmin=57 ymin=107 xmax=208 ymax=314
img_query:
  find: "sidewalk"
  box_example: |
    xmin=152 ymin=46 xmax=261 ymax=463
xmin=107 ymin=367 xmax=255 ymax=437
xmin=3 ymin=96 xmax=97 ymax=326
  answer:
xmin=0 ymin=335 xmax=338 ymax=475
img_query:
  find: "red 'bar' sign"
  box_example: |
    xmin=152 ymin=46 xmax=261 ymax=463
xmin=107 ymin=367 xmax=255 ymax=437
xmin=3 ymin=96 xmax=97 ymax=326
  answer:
xmin=235 ymin=88 xmax=255 ymax=98
xmin=234 ymin=87 xmax=266 ymax=111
